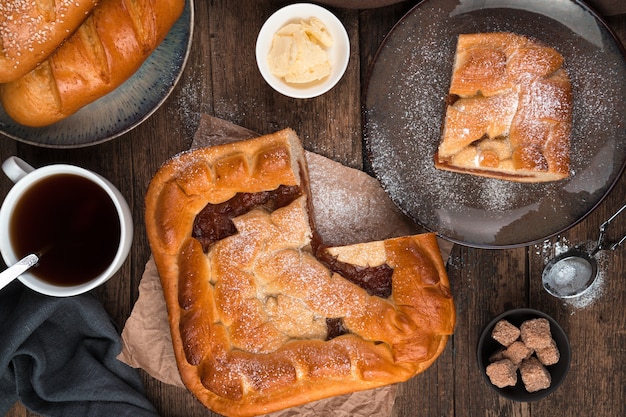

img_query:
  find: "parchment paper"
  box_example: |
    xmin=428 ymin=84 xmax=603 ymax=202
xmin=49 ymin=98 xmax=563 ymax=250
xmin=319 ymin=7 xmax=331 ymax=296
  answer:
xmin=118 ymin=115 xmax=453 ymax=416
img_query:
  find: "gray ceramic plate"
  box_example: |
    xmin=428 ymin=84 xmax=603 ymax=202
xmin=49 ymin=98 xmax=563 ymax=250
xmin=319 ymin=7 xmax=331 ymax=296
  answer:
xmin=0 ymin=0 xmax=194 ymax=148
xmin=363 ymin=0 xmax=626 ymax=248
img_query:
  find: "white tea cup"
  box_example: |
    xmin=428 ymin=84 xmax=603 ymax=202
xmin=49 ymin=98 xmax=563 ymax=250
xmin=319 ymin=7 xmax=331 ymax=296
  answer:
xmin=0 ymin=156 xmax=133 ymax=297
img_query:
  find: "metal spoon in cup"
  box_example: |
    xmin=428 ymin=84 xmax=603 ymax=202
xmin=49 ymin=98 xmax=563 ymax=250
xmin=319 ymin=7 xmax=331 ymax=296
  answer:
xmin=542 ymin=203 xmax=626 ymax=298
xmin=0 ymin=253 xmax=40 ymax=291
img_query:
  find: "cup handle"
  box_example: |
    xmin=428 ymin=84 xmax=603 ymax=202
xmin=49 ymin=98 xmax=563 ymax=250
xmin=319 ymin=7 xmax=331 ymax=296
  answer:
xmin=2 ymin=156 xmax=35 ymax=183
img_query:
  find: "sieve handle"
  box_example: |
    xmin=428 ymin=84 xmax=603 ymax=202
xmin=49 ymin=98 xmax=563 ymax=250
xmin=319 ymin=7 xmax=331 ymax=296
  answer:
xmin=592 ymin=203 xmax=626 ymax=256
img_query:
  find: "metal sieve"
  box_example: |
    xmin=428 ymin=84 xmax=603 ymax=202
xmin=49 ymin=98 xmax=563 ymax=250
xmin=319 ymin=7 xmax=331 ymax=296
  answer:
xmin=542 ymin=203 xmax=626 ymax=298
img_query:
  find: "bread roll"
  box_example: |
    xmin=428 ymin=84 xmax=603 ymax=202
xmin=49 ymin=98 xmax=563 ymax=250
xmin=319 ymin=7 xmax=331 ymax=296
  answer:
xmin=0 ymin=0 xmax=99 ymax=83
xmin=145 ymin=129 xmax=456 ymax=417
xmin=0 ymin=0 xmax=185 ymax=127
xmin=435 ymin=33 xmax=572 ymax=183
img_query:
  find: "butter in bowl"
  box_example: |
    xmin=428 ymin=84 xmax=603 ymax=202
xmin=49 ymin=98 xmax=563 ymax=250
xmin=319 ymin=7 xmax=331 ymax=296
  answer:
xmin=255 ymin=3 xmax=350 ymax=98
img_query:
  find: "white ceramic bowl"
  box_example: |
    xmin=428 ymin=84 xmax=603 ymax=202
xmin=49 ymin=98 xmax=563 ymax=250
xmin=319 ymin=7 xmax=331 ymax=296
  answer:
xmin=256 ymin=3 xmax=350 ymax=99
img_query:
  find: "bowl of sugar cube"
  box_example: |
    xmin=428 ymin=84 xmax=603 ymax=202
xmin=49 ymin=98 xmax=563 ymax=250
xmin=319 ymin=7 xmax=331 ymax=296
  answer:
xmin=477 ymin=308 xmax=571 ymax=401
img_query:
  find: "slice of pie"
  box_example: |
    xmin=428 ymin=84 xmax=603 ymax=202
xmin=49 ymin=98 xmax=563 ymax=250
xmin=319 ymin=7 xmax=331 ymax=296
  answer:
xmin=435 ymin=32 xmax=573 ymax=183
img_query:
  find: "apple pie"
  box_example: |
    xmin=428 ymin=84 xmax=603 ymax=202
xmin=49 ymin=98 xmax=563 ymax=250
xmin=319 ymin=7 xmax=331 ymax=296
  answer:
xmin=145 ymin=128 xmax=455 ymax=417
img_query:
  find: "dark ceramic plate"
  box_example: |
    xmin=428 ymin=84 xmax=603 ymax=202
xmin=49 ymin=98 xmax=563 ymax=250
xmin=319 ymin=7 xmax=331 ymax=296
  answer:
xmin=363 ymin=0 xmax=626 ymax=248
xmin=477 ymin=308 xmax=571 ymax=402
xmin=316 ymin=0 xmax=407 ymax=8
xmin=0 ymin=0 xmax=194 ymax=148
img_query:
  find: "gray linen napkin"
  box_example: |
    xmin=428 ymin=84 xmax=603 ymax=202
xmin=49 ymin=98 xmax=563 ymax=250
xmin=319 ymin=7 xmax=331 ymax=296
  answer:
xmin=0 ymin=281 xmax=158 ymax=417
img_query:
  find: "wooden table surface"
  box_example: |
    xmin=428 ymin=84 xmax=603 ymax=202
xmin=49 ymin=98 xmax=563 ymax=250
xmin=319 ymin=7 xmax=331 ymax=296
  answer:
xmin=2 ymin=1 xmax=625 ymax=416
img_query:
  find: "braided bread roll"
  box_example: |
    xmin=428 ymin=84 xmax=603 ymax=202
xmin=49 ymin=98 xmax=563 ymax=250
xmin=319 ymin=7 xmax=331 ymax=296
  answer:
xmin=0 ymin=0 xmax=100 ymax=83
xmin=0 ymin=0 xmax=185 ymax=127
xmin=145 ymin=129 xmax=455 ymax=417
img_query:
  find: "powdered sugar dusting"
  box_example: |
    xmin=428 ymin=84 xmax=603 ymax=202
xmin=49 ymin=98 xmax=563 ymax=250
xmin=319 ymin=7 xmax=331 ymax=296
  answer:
xmin=171 ymin=66 xmax=205 ymax=140
xmin=307 ymin=152 xmax=420 ymax=246
xmin=536 ymin=237 xmax=606 ymax=311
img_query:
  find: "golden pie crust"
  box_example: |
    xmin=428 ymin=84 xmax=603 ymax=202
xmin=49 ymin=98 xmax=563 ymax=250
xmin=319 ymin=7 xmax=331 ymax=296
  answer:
xmin=435 ymin=32 xmax=573 ymax=182
xmin=145 ymin=128 xmax=455 ymax=417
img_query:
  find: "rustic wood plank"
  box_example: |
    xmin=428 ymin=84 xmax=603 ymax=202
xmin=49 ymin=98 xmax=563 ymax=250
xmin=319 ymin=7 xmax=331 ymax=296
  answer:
xmin=0 ymin=2 xmax=624 ymax=417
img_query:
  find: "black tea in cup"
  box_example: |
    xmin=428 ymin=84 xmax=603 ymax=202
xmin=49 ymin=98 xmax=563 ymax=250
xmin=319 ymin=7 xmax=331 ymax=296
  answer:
xmin=9 ymin=173 xmax=121 ymax=286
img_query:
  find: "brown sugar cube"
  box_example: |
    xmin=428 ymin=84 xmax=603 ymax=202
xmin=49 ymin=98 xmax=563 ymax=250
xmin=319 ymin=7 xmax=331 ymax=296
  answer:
xmin=520 ymin=357 xmax=551 ymax=392
xmin=492 ymin=319 xmax=521 ymax=347
xmin=520 ymin=318 xmax=552 ymax=350
xmin=485 ymin=359 xmax=518 ymax=388
xmin=489 ymin=348 xmax=506 ymax=363
xmin=502 ymin=340 xmax=533 ymax=365
xmin=535 ymin=339 xmax=560 ymax=366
